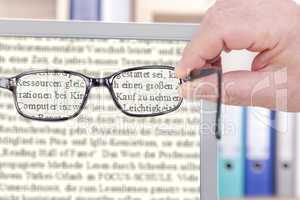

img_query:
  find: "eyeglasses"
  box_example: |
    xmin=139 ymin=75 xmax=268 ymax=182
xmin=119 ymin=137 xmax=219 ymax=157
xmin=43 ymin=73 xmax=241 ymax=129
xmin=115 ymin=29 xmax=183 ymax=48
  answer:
xmin=0 ymin=65 xmax=221 ymax=126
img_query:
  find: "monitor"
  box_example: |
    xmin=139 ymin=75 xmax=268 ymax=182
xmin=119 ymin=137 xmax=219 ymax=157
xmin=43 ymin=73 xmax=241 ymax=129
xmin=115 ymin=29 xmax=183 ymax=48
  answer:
xmin=0 ymin=20 xmax=217 ymax=200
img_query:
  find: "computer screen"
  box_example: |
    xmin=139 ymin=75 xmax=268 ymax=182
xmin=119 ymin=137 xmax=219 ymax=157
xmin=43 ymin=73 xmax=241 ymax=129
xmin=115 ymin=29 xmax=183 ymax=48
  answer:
xmin=0 ymin=36 xmax=202 ymax=200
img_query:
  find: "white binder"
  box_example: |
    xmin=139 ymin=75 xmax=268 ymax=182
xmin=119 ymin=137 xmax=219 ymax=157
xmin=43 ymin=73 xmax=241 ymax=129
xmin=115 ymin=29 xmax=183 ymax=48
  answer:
xmin=295 ymin=113 xmax=300 ymax=197
xmin=276 ymin=111 xmax=296 ymax=197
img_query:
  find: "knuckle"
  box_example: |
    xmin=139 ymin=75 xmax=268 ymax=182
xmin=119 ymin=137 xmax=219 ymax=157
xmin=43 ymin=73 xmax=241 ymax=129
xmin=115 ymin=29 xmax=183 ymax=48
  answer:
xmin=222 ymin=82 xmax=240 ymax=106
xmin=203 ymin=8 xmax=221 ymax=27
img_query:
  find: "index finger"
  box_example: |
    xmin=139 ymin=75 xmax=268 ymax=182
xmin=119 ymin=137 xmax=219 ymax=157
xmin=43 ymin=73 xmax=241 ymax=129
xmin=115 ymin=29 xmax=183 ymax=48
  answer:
xmin=176 ymin=23 xmax=224 ymax=79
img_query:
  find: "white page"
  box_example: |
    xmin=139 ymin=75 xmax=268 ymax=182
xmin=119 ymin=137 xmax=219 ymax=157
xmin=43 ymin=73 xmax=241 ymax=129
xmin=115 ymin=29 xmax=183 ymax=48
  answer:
xmin=0 ymin=36 xmax=201 ymax=200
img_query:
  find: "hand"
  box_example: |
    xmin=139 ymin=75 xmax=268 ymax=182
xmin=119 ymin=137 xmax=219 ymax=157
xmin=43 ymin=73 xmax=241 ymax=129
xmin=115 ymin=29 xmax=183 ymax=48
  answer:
xmin=176 ymin=0 xmax=300 ymax=112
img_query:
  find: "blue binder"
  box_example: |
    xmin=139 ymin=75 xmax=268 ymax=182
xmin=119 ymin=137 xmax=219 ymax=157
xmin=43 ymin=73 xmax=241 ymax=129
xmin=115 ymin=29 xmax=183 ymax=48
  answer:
xmin=219 ymin=105 xmax=245 ymax=198
xmin=70 ymin=0 xmax=101 ymax=20
xmin=245 ymin=108 xmax=276 ymax=196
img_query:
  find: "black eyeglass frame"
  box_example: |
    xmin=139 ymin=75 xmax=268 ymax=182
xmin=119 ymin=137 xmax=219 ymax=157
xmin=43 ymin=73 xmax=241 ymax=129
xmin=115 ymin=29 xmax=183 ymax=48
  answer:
xmin=0 ymin=65 xmax=222 ymax=138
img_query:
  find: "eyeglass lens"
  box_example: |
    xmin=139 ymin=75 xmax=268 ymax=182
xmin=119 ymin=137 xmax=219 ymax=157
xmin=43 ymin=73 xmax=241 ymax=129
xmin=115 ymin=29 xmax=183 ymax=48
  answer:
xmin=15 ymin=72 xmax=87 ymax=120
xmin=112 ymin=68 xmax=182 ymax=116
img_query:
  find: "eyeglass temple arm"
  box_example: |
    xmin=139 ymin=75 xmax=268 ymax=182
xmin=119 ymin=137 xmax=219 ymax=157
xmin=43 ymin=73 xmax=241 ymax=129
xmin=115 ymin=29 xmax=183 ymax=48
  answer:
xmin=183 ymin=68 xmax=219 ymax=82
xmin=215 ymin=68 xmax=222 ymax=140
xmin=183 ymin=68 xmax=222 ymax=140
xmin=0 ymin=77 xmax=10 ymax=90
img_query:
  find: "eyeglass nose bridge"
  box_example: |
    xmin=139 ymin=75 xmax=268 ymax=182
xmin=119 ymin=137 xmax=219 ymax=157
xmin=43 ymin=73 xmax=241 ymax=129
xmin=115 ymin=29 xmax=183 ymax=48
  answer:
xmin=90 ymin=77 xmax=109 ymax=88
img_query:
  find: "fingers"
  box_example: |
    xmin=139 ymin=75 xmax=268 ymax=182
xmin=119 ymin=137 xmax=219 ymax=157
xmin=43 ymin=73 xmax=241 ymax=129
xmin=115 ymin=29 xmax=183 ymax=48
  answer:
xmin=180 ymin=70 xmax=282 ymax=110
xmin=252 ymin=48 xmax=281 ymax=71
xmin=175 ymin=24 xmax=224 ymax=79
xmin=180 ymin=72 xmax=220 ymax=102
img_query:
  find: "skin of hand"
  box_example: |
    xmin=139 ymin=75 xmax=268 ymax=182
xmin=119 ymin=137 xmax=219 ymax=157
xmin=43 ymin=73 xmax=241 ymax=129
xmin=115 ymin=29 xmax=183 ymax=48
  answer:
xmin=176 ymin=0 xmax=300 ymax=112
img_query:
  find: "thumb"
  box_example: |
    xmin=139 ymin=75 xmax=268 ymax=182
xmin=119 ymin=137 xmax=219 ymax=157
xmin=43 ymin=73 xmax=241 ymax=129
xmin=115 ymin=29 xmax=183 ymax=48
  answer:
xmin=180 ymin=70 xmax=282 ymax=110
